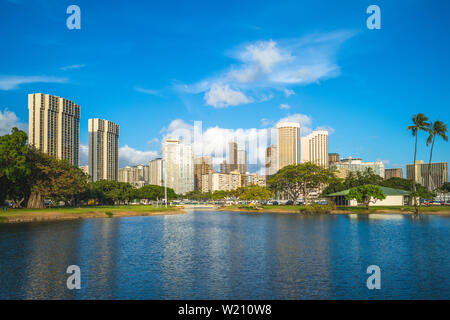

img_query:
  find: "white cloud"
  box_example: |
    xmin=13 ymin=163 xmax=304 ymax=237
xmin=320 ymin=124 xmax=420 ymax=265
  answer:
xmin=147 ymin=137 xmax=159 ymax=145
xmin=0 ymin=109 xmax=27 ymax=135
xmin=154 ymin=113 xmax=334 ymax=173
xmin=60 ymin=64 xmax=85 ymax=71
xmin=79 ymin=142 xmax=159 ymax=168
xmin=204 ymin=84 xmax=252 ymax=108
xmin=0 ymin=75 xmax=68 ymax=90
xmin=280 ymin=103 xmax=291 ymax=110
xmin=315 ymin=125 xmax=335 ymax=134
xmin=377 ymin=159 xmax=391 ymax=166
xmin=119 ymin=145 xmax=159 ymax=167
xmin=261 ymin=118 xmax=273 ymax=126
xmin=239 ymin=40 xmax=288 ymax=73
xmin=79 ymin=143 xmax=89 ymax=166
xmin=181 ymin=31 xmax=354 ymax=107
xmin=135 ymin=87 xmax=160 ymax=96
xmin=282 ymin=88 xmax=295 ymax=97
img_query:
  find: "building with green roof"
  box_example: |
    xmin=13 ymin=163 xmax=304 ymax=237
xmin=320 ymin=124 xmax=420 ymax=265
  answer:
xmin=325 ymin=186 xmax=411 ymax=206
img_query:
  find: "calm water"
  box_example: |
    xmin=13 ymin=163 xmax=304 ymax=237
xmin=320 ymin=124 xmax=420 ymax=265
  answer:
xmin=0 ymin=210 xmax=449 ymax=299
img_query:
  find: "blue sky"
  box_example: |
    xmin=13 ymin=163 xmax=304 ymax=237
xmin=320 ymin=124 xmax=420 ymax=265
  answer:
xmin=0 ymin=0 xmax=449 ymax=174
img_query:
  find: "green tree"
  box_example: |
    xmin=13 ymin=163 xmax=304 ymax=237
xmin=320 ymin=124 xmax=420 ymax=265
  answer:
xmin=343 ymin=168 xmax=383 ymax=189
xmin=239 ymin=185 xmax=273 ymax=203
xmin=426 ymin=120 xmax=448 ymax=190
xmin=86 ymin=180 xmax=138 ymax=205
xmin=27 ymin=148 xmax=88 ymax=208
xmin=268 ymin=162 xmax=335 ymax=204
xmin=321 ymin=177 xmax=346 ymax=196
xmin=0 ymin=128 xmax=30 ymax=207
xmin=184 ymin=190 xmax=212 ymax=201
xmin=439 ymin=182 xmax=450 ymax=193
xmin=407 ymin=113 xmax=431 ymax=210
xmin=211 ymin=190 xmax=228 ymax=200
xmin=345 ymin=184 xmax=386 ymax=210
xmin=137 ymin=184 xmax=177 ymax=201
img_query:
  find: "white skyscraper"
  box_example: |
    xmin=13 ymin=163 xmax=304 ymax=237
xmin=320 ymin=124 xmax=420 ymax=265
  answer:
xmin=162 ymin=139 xmax=194 ymax=195
xmin=277 ymin=122 xmax=300 ymax=169
xmin=88 ymin=118 xmax=120 ymax=182
xmin=301 ymin=130 xmax=329 ymax=167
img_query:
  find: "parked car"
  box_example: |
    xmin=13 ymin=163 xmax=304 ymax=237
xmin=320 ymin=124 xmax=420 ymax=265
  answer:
xmin=285 ymin=200 xmax=294 ymax=205
xmin=272 ymin=201 xmax=279 ymax=205
xmin=296 ymin=200 xmax=305 ymax=205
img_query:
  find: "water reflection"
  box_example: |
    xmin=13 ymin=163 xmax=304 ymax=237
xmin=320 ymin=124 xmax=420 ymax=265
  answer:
xmin=0 ymin=212 xmax=449 ymax=299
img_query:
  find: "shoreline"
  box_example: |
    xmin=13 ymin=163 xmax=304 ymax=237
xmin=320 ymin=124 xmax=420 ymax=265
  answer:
xmin=2 ymin=206 xmax=450 ymax=224
xmin=0 ymin=208 xmax=185 ymax=224
xmin=220 ymin=207 xmax=450 ymax=215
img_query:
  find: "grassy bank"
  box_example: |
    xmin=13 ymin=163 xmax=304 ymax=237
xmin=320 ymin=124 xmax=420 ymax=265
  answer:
xmin=0 ymin=205 xmax=183 ymax=223
xmin=222 ymin=205 xmax=450 ymax=214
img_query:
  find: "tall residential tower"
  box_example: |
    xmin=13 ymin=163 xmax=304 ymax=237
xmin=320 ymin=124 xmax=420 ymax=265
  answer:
xmin=301 ymin=130 xmax=329 ymax=167
xmin=162 ymin=139 xmax=194 ymax=195
xmin=88 ymin=118 xmax=120 ymax=182
xmin=28 ymin=93 xmax=80 ymax=166
xmin=277 ymin=122 xmax=300 ymax=170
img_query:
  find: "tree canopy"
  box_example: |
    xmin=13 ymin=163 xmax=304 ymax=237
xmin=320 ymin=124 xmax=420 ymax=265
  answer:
xmin=239 ymin=185 xmax=272 ymax=202
xmin=0 ymin=127 xmax=31 ymax=207
xmin=345 ymin=184 xmax=386 ymax=209
xmin=268 ymin=162 xmax=335 ymax=204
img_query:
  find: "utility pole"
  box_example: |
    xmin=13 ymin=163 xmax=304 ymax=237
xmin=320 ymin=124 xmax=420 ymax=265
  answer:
xmin=164 ymin=143 xmax=168 ymax=208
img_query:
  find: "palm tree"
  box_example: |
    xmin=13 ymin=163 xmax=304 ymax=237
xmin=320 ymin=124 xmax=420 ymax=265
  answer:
xmin=426 ymin=120 xmax=448 ymax=191
xmin=407 ymin=113 xmax=431 ymax=208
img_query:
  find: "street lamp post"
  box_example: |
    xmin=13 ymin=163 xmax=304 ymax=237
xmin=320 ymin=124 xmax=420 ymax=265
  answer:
xmin=164 ymin=143 xmax=167 ymax=208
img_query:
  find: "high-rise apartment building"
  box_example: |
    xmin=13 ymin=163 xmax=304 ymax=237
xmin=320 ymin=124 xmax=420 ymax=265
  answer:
xmin=228 ymin=141 xmax=238 ymax=172
xmin=385 ymin=168 xmax=403 ymax=179
xmin=220 ymin=160 xmax=230 ymax=174
xmin=118 ymin=164 xmax=149 ymax=188
xmin=277 ymin=122 xmax=300 ymax=170
xmin=28 ymin=93 xmax=80 ymax=166
xmin=194 ymin=156 xmax=214 ymax=191
xmin=149 ymin=158 xmax=163 ymax=186
xmin=406 ymin=160 xmax=448 ymax=190
xmin=201 ymin=172 xmax=241 ymax=193
xmin=162 ymin=139 xmax=194 ymax=195
xmin=265 ymin=144 xmax=278 ymax=178
xmin=301 ymin=130 xmax=329 ymax=167
xmin=88 ymin=118 xmax=119 ymax=182
xmin=328 ymin=153 xmax=340 ymax=166
xmin=237 ymin=150 xmax=247 ymax=174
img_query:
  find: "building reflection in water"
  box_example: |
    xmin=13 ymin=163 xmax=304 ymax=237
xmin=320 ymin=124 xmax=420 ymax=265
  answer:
xmin=20 ymin=221 xmax=83 ymax=299
xmin=1 ymin=211 xmax=449 ymax=299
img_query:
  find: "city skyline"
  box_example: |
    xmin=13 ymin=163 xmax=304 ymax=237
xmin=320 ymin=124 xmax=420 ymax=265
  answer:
xmin=0 ymin=0 xmax=449 ymax=177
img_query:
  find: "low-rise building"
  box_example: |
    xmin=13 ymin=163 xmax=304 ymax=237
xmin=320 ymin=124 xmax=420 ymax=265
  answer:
xmin=118 ymin=164 xmax=149 ymax=187
xmin=331 ymin=157 xmax=385 ymax=178
xmin=326 ymin=187 xmax=411 ymax=206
